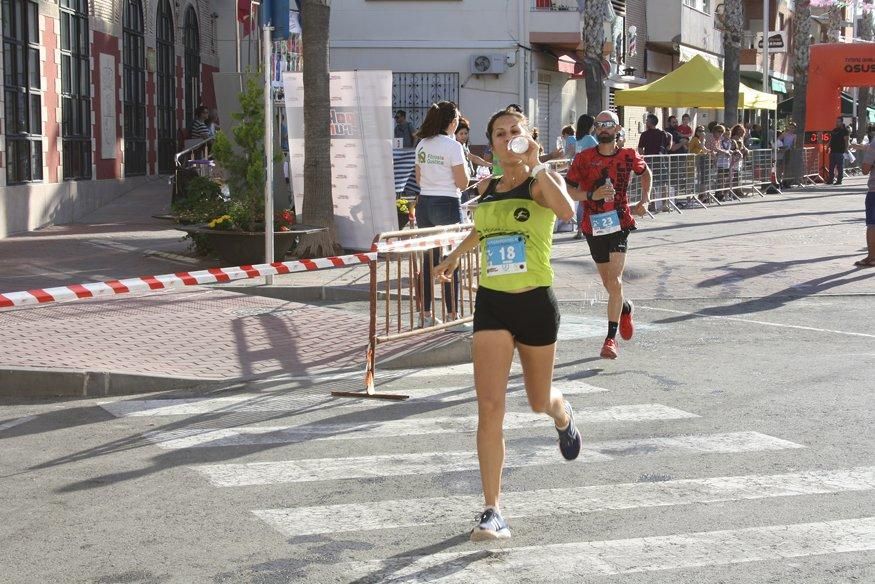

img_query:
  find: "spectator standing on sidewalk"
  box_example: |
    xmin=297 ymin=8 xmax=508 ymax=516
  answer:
xmin=414 ymin=101 xmax=469 ymax=326
xmin=688 ymin=125 xmax=711 ymax=198
xmin=575 ymin=114 xmax=598 ymax=154
xmin=828 ymin=117 xmax=850 ymax=185
xmin=455 ymin=116 xmax=491 ymax=177
xmin=568 ymin=110 xmax=652 ymax=360
xmin=190 ymin=106 xmax=210 ymax=139
xmin=571 ymin=114 xmax=599 ymax=238
xmin=665 ymin=115 xmax=690 ymax=206
xmin=678 ymin=113 xmax=693 ymax=138
xmin=394 ymin=110 xmax=417 ymax=148
xmin=432 ymin=108 xmax=579 ymax=542
xmin=561 ymin=125 xmax=577 ymax=159
xmin=730 ymin=124 xmax=750 ymax=194
xmin=638 ymin=114 xmax=671 ymax=210
xmin=853 ymin=140 xmax=875 ymax=267
xmin=706 ymin=124 xmax=733 ymax=197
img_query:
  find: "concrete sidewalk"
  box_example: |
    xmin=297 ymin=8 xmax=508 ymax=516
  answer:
xmin=1 ymin=176 xmax=872 ymax=398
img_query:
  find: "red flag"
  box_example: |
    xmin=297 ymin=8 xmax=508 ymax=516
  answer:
xmin=237 ymin=0 xmax=253 ymax=36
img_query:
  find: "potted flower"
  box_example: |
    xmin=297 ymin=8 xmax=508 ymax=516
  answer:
xmin=175 ymin=75 xmax=302 ymax=266
xmin=396 ymin=197 xmax=417 ymax=229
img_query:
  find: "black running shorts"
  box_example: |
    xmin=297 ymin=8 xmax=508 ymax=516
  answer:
xmin=584 ymin=229 xmax=630 ymax=264
xmin=473 ymin=286 xmax=560 ymax=346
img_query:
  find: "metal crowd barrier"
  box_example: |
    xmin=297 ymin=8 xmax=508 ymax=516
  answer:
xmin=332 ymin=224 xmax=479 ymax=400
xmin=622 ymin=151 xmax=773 ymax=212
xmin=801 ymin=147 xmax=822 ymax=186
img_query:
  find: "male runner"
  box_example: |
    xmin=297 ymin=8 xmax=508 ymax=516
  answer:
xmin=566 ymin=110 xmax=652 ymax=359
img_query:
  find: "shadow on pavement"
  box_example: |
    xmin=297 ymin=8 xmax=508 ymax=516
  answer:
xmin=10 ymin=371 xmax=501 ymax=493
xmin=696 ymin=254 xmax=860 ymax=288
xmin=654 ymin=268 xmax=875 ymax=324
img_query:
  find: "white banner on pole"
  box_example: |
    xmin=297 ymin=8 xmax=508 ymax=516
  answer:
xmin=283 ymin=70 xmax=397 ymax=251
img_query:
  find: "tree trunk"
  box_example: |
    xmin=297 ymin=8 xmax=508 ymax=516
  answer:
xmin=857 ymin=2 xmax=873 ymax=133
xmin=789 ymin=0 xmax=812 ymax=184
xmin=826 ymin=4 xmax=843 ymax=43
xmin=582 ymin=0 xmax=610 ymax=115
xmin=297 ymin=0 xmax=341 ymax=257
xmin=721 ymin=0 xmax=745 ymax=127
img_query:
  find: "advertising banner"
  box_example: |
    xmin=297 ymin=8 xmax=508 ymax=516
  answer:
xmin=283 ymin=70 xmax=396 ymax=250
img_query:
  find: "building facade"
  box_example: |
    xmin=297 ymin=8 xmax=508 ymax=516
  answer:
xmin=0 ymin=0 xmax=221 ymax=237
xmin=326 ymin=0 xmax=648 ymax=155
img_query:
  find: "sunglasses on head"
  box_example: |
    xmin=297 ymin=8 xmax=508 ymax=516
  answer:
xmin=595 ymin=120 xmax=617 ymax=129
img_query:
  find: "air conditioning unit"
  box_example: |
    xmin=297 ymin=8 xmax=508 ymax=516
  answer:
xmin=470 ymin=54 xmax=508 ymax=76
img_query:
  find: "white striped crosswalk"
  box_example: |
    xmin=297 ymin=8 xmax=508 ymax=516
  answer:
xmin=193 ymin=431 xmax=801 ymax=487
xmin=143 ymin=404 xmax=698 ymax=449
xmin=0 ymin=415 xmax=34 ymax=433
xmin=254 ymin=467 xmax=875 ymax=538
xmin=339 ymin=517 xmax=875 ymax=582
xmin=115 ymin=370 xmax=873 ymax=580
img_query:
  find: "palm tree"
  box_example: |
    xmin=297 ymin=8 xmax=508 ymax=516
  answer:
xmin=297 ymin=0 xmax=341 ymax=256
xmin=718 ymin=0 xmax=745 ymax=127
xmin=788 ymin=0 xmax=812 ymax=184
xmin=824 ymin=1 xmax=845 ymax=42
xmin=582 ymin=0 xmax=612 ymax=115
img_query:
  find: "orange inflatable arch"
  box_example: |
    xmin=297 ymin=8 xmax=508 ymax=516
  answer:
xmin=805 ymin=43 xmax=875 ymax=135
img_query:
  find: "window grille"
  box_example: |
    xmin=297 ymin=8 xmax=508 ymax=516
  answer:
xmin=392 ymin=73 xmax=460 ymax=133
xmin=60 ymin=0 xmax=91 ymax=180
xmin=2 ymin=0 xmax=43 ymax=184
xmin=156 ymin=0 xmax=175 ymax=174
xmin=123 ymin=0 xmax=146 ymax=176
xmin=184 ymin=7 xmax=200 ymax=129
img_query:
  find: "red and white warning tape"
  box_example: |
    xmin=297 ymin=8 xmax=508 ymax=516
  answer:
xmin=375 ymin=230 xmax=472 ymax=254
xmin=0 ymin=252 xmax=376 ymax=309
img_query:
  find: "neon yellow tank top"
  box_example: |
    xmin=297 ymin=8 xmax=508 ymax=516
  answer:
xmin=473 ymin=177 xmax=555 ymax=292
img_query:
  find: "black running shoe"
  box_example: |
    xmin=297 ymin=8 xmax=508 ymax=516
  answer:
xmin=556 ymin=401 xmax=582 ymax=460
xmin=470 ymin=508 xmax=511 ymax=542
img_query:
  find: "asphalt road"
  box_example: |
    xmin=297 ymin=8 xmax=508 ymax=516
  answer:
xmin=1 ymin=295 xmax=873 ymax=583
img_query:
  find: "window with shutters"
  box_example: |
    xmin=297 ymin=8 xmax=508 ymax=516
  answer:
xmin=611 ymin=0 xmax=627 ymax=67
xmin=2 ymin=0 xmax=43 ymax=184
xmin=184 ymin=7 xmax=200 ymax=129
xmin=156 ymin=0 xmax=175 ymax=174
xmin=60 ymin=0 xmax=91 ymax=180
xmin=123 ymin=0 xmax=146 ymax=176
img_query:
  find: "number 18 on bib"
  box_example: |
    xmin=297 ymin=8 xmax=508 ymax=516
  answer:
xmin=485 ymin=235 xmax=527 ymax=275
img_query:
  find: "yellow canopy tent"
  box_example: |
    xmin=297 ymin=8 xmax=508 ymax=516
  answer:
xmin=614 ymin=55 xmax=777 ymax=110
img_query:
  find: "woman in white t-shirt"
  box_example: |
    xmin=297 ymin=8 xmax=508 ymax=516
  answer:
xmin=415 ymin=101 xmax=470 ymax=325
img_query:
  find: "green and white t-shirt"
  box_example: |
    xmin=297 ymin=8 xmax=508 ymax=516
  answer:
xmin=415 ymin=134 xmax=467 ymax=198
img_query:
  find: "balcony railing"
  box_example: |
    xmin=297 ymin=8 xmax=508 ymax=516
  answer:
xmin=531 ymin=0 xmax=577 ymax=11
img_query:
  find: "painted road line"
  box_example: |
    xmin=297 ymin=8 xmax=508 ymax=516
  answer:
xmin=100 ymin=381 xmax=608 ymax=418
xmin=145 ymin=404 xmax=696 ymax=449
xmin=339 ymin=517 xmax=875 ymax=583
xmin=0 ymin=415 xmax=35 ymax=433
xmin=641 ymin=305 xmax=875 ymax=339
xmin=193 ymin=431 xmax=803 ymax=487
xmin=254 ymin=467 xmax=875 ymax=538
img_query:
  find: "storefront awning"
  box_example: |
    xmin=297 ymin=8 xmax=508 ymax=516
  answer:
xmin=615 ymin=55 xmax=777 ymax=109
xmin=770 ymin=77 xmax=787 ymax=94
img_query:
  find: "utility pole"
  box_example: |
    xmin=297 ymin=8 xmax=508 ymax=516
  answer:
xmin=852 ymin=0 xmax=859 ymax=135
xmin=763 ymin=0 xmax=772 ymax=158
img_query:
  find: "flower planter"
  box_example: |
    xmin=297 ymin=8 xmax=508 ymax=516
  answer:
xmin=177 ymin=224 xmax=325 ymax=266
